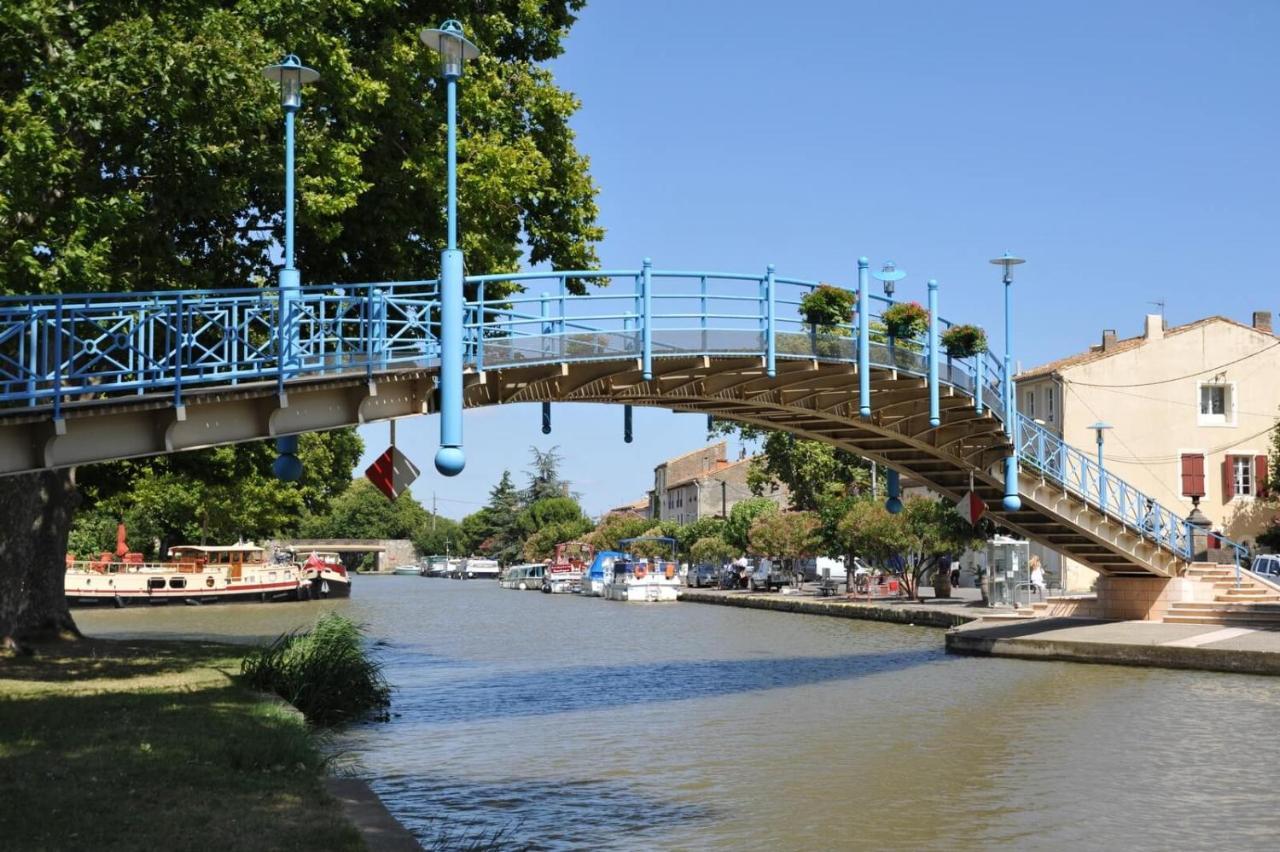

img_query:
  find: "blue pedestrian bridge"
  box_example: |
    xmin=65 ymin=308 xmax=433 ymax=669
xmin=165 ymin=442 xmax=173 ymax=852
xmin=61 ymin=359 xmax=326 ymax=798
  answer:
xmin=0 ymin=262 xmax=1234 ymax=577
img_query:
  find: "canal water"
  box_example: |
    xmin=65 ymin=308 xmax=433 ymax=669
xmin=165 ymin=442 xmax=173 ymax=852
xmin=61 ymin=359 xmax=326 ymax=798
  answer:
xmin=79 ymin=578 xmax=1280 ymax=850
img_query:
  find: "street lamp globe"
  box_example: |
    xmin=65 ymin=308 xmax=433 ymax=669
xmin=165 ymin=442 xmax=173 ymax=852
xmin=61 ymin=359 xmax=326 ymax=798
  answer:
xmin=988 ymin=252 xmax=1025 ymax=284
xmin=872 ymin=260 xmax=906 ymax=298
xmin=420 ymin=19 xmax=482 ymax=78
xmin=261 ymin=54 xmax=320 ymax=110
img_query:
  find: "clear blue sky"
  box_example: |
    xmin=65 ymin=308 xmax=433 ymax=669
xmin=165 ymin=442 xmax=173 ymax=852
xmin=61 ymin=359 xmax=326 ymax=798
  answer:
xmin=357 ymin=0 xmax=1280 ymax=519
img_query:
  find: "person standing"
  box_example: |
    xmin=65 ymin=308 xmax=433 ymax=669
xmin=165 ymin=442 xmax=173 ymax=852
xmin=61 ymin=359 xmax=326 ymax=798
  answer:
xmin=1029 ymin=555 xmax=1046 ymax=599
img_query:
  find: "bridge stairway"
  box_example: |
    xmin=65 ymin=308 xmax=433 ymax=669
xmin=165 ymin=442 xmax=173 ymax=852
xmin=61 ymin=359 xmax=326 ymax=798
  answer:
xmin=1163 ymin=565 xmax=1280 ymax=627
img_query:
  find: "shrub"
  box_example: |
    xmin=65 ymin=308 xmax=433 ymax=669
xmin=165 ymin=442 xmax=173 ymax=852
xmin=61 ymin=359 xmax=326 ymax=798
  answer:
xmin=798 ymin=284 xmax=855 ymax=330
xmin=881 ymin=302 xmax=929 ymax=340
xmin=940 ymin=323 xmax=988 ymax=358
xmin=241 ymin=613 xmax=391 ymax=726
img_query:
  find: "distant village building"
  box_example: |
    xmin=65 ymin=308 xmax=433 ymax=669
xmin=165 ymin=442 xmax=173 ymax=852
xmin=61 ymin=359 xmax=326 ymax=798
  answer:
xmin=1017 ymin=310 xmax=1278 ymax=590
xmin=648 ymin=442 xmax=789 ymax=524
xmin=602 ymin=497 xmax=651 ymax=520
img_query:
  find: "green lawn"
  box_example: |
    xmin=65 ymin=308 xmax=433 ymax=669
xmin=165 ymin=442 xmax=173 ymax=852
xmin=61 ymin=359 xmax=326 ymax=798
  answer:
xmin=0 ymin=638 xmax=364 ymax=852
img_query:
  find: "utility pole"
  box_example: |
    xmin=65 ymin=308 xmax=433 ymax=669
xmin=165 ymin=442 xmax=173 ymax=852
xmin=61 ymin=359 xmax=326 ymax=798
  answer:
xmin=432 ymin=491 xmax=437 ymax=532
xmin=721 ymin=480 xmax=728 ymax=518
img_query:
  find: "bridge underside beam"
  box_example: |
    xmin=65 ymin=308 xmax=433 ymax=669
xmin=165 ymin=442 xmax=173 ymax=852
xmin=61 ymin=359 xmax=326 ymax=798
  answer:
xmin=0 ymin=354 xmax=1183 ymax=577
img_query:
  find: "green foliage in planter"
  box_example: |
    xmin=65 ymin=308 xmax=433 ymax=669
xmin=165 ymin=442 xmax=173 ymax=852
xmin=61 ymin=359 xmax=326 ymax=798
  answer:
xmin=881 ymin=301 xmax=930 ymax=340
xmin=798 ymin=284 xmax=855 ymax=330
xmin=940 ymin=323 xmax=988 ymax=358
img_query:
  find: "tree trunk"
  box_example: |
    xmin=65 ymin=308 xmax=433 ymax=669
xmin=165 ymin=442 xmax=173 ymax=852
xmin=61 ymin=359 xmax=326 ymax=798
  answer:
xmin=934 ymin=557 xmax=953 ymax=599
xmin=0 ymin=470 xmax=81 ymax=649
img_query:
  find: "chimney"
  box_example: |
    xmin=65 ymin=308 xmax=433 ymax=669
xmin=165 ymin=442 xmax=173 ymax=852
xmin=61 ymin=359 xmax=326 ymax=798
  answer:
xmin=1144 ymin=314 xmax=1164 ymax=341
xmin=1253 ymin=311 xmax=1273 ymax=334
xmin=1101 ymin=329 xmax=1117 ymax=351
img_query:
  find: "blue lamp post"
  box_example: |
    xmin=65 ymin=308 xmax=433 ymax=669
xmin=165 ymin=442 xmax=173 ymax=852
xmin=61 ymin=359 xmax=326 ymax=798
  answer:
xmin=421 ymin=20 xmax=481 ymax=477
xmin=990 ymin=252 xmax=1024 ymax=511
xmin=1089 ymin=421 xmax=1113 ymax=511
xmin=872 ymin=260 xmax=906 ymax=298
xmin=262 ymin=54 xmax=320 ymax=482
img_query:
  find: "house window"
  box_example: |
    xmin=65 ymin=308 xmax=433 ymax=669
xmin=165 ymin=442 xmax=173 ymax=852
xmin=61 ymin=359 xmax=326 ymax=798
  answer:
xmin=1233 ymin=456 xmax=1253 ymax=497
xmin=1044 ymin=387 xmax=1055 ymax=422
xmin=1024 ymin=389 xmax=1035 ymax=418
xmin=1199 ymin=383 xmax=1235 ymax=425
xmin=1223 ymin=455 xmax=1268 ymax=500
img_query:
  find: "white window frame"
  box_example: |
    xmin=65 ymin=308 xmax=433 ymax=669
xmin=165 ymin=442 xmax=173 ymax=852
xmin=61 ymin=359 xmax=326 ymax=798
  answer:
xmin=1230 ymin=451 xmax=1260 ymax=499
xmin=1197 ymin=381 xmax=1236 ymax=427
xmin=1177 ymin=448 xmax=1207 ymax=501
xmin=1024 ymin=388 xmax=1035 ymax=418
xmin=1044 ymin=386 xmax=1056 ymax=423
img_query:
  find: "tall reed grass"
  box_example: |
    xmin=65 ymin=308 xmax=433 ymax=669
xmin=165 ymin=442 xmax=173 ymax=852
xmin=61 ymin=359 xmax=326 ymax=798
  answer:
xmin=240 ymin=613 xmax=391 ymax=725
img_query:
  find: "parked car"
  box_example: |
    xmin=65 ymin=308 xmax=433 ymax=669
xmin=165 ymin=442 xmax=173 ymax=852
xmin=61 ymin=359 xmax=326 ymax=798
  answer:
xmin=1251 ymin=554 xmax=1280 ymax=582
xmin=685 ymin=563 xmax=721 ymax=588
xmin=748 ymin=558 xmax=789 ymax=592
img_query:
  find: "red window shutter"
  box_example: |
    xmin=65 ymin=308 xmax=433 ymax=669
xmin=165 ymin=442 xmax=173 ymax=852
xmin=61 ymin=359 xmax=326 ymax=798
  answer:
xmin=1180 ymin=453 xmax=1205 ymax=498
xmin=1257 ymin=455 xmax=1270 ymax=498
xmin=1222 ymin=457 xmax=1235 ymax=501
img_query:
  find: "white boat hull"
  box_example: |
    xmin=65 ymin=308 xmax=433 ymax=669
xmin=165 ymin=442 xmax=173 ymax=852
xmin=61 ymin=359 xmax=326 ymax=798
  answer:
xmin=602 ymin=578 xmax=680 ymax=602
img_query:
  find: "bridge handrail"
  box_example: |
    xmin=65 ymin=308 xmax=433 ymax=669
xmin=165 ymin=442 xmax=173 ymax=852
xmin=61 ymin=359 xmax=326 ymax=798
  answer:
xmin=1016 ymin=414 xmax=1198 ymax=559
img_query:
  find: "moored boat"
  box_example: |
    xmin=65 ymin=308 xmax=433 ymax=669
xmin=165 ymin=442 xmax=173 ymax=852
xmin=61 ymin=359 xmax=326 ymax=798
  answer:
xmin=580 ymin=550 xmax=625 ymax=597
xmin=293 ymin=549 xmax=354 ymax=598
xmin=65 ymin=544 xmax=308 ymax=606
xmin=543 ymin=541 xmax=592 ymax=593
xmin=601 ymin=537 xmax=681 ymax=603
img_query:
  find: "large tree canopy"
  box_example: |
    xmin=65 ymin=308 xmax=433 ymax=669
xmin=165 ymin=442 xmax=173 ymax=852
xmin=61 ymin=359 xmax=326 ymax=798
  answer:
xmin=0 ymin=0 xmax=602 ymax=643
xmin=0 ymin=0 xmax=600 ymax=294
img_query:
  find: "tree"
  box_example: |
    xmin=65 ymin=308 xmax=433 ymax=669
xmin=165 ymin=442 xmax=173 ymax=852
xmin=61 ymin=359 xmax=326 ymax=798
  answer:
xmin=585 ymin=514 xmax=653 ymax=553
xmin=747 ymin=511 xmax=820 ymax=581
xmin=522 ymin=517 xmax=594 ymax=562
xmin=672 ymin=516 xmax=727 ymax=557
xmin=724 ymin=497 xmax=778 ymax=553
xmin=0 ymin=1 xmax=601 ymax=643
xmin=300 ymin=480 xmax=430 ymax=541
xmin=459 ymin=471 xmax=524 ymax=563
xmin=411 ymin=514 xmax=464 ymax=560
xmin=524 ymin=446 xmax=568 ymax=503
xmin=836 ymin=497 xmax=987 ymax=601
xmin=711 ymin=421 xmax=879 ymax=512
xmin=690 ymin=535 xmax=735 ymax=566
xmin=517 ymin=496 xmax=584 ymax=535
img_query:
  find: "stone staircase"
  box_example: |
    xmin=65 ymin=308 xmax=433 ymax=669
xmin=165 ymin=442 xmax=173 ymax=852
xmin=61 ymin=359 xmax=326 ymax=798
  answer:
xmin=1163 ymin=565 xmax=1280 ymax=627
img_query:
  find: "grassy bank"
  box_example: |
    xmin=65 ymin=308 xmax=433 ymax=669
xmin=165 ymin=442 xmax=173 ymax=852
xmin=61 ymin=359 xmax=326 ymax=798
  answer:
xmin=0 ymin=638 xmax=364 ymax=851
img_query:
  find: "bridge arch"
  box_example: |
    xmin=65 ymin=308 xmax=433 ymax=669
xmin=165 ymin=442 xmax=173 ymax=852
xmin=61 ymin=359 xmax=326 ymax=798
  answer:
xmin=0 ymin=266 xmax=1224 ymax=576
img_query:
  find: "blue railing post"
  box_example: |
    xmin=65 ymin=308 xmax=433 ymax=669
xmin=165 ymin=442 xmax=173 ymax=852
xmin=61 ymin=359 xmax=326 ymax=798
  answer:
xmin=641 ymin=257 xmax=653 ymax=381
xmin=52 ymin=296 xmax=65 ymax=424
xmin=857 ymin=257 xmax=870 ymax=417
xmin=927 ymin=279 xmax=939 ymax=427
xmin=974 ymin=351 xmax=984 ymax=415
xmin=476 ymin=281 xmax=485 ymax=373
xmin=765 ymin=264 xmax=776 ymax=378
xmin=171 ymin=293 xmax=182 ymax=414
xmin=540 ymin=291 xmax=550 ymax=359
xmin=699 ymin=275 xmax=708 ymax=350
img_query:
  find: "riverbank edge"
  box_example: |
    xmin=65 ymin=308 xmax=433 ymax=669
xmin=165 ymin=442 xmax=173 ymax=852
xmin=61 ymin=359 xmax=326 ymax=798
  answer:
xmin=0 ymin=637 xmax=422 ymax=851
xmin=679 ymin=589 xmax=978 ymax=628
xmin=946 ymin=620 xmax=1280 ymax=676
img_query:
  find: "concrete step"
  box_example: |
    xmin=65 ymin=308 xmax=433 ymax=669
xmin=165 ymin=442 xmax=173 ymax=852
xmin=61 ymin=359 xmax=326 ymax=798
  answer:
xmin=1163 ymin=613 xmax=1280 ymax=627
xmin=1170 ymin=601 xmax=1280 ymax=612
xmin=1217 ymin=590 xmax=1280 ymax=600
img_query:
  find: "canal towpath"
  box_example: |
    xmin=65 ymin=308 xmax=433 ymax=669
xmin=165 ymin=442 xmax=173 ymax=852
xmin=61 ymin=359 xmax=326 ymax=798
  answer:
xmin=679 ymin=587 xmax=1280 ymax=676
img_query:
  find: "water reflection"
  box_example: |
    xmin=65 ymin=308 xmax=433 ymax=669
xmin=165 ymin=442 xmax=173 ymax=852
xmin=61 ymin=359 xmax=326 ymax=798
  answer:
xmin=79 ymin=577 xmax=1280 ymax=851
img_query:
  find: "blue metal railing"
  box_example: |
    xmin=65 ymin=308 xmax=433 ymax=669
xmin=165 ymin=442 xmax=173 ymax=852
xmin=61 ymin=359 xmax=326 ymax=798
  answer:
xmin=0 ymin=266 xmax=1246 ymax=566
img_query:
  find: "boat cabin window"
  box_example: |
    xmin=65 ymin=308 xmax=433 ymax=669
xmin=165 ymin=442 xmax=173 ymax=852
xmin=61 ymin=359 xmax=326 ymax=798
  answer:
xmin=147 ymin=577 xmax=166 ymax=590
xmin=168 ymin=577 xmax=186 ymax=589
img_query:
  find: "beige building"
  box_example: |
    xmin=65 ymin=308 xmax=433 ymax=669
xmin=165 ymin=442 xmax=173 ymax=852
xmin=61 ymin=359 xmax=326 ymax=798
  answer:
xmin=650 ymin=442 xmax=788 ymax=524
xmin=1017 ymin=310 xmax=1278 ymax=589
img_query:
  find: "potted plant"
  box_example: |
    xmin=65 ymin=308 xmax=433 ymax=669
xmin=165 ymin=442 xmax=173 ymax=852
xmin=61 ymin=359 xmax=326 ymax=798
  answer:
xmin=881 ymin=301 xmax=930 ymax=340
xmin=940 ymin=323 xmax=988 ymax=359
xmin=798 ymin=284 xmax=855 ymax=331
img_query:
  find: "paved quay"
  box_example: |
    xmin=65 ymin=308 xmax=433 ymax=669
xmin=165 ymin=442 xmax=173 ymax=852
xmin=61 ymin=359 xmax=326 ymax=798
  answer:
xmin=680 ymin=587 xmax=1280 ymax=676
xmin=948 ymin=618 xmax=1280 ymax=676
xmin=678 ymin=587 xmax=986 ymax=628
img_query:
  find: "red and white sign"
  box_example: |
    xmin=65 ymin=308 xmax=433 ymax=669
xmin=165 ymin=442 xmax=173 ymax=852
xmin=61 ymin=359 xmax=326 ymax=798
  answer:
xmin=955 ymin=490 xmax=986 ymax=526
xmin=365 ymin=445 xmax=421 ymax=501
